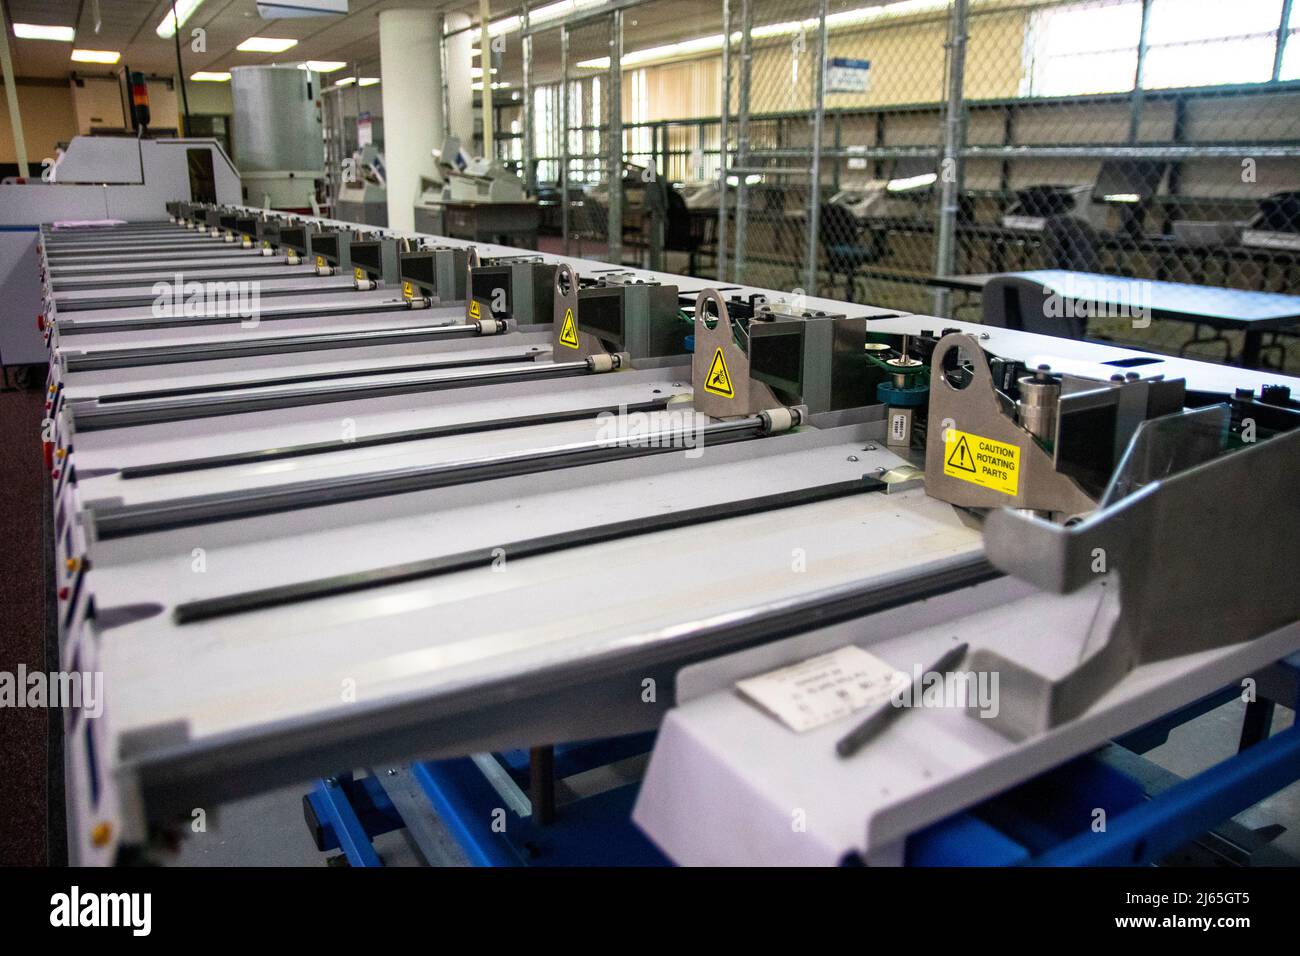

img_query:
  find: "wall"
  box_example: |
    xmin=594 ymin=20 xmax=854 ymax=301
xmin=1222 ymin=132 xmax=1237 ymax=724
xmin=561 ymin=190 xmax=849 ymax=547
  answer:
xmin=184 ymin=80 xmax=234 ymax=116
xmin=71 ymin=78 xmax=126 ymax=133
xmin=0 ymin=81 xmax=78 ymax=168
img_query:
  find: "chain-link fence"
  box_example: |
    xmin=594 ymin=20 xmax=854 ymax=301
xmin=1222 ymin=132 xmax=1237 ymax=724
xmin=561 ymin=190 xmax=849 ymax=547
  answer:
xmin=513 ymin=0 xmax=1300 ymax=370
xmin=957 ymin=0 xmax=1300 ymax=370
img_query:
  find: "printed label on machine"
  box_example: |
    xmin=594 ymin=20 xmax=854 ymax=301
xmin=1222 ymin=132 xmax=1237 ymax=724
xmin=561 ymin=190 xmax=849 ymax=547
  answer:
xmin=401 ymin=280 xmax=416 ymax=301
xmin=353 ymin=267 xmax=366 ymax=283
xmin=468 ymin=299 xmax=481 ymax=320
xmin=315 ymin=255 xmax=326 ymax=269
xmin=735 ymin=645 xmax=906 ymax=733
xmin=943 ymin=429 xmax=1020 ymax=496
xmin=704 ymin=347 xmax=735 ymax=398
xmin=558 ymin=308 xmax=579 ymax=348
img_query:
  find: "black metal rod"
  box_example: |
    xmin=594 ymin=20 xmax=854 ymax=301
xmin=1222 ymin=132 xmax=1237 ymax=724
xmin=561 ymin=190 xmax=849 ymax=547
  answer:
xmin=171 ymin=0 xmax=191 ymax=137
xmin=93 ymin=352 xmax=543 ymax=403
xmin=66 ymin=322 xmax=486 ymax=371
xmin=55 ymin=298 xmax=413 ymax=334
xmin=95 ymin=416 xmax=767 ymax=540
xmin=73 ymin=357 xmax=581 ymax=431
xmin=1239 ymin=698 xmax=1277 ymax=752
xmin=123 ymin=397 xmax=671 ymax=478
xmin=529 ymin=746 xmax=556 ymax=827
xmin=171 ymin=475 xmax=879 ymax=624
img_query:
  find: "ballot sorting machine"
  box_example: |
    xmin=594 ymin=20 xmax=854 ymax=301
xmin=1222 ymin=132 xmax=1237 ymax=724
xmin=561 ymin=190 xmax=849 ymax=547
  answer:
xmin=36 ymin=206 xmax=1300 ymax=868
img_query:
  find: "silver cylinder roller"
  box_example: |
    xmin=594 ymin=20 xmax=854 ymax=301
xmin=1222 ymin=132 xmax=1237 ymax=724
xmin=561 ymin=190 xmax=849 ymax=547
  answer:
xmin=1017 ymin=364 xmax=1060 ymax=446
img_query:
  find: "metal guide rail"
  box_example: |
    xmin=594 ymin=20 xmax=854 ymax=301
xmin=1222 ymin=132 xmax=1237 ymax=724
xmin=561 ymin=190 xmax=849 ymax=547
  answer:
xmin=38 ymin=207 xmax=1300 ymax=868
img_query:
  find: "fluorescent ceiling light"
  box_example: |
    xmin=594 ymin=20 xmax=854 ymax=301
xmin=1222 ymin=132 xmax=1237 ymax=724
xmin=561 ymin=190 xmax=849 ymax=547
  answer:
xmin=13 ymin=24 xmax=76 ymax=42
xmin=191 ymin=71 xmax=232 ymax=82
xmin=236 ymin=36 xmax=299 ymax=53
xmin=472 ymin=81 xmax=512 ymax=91
xmin=71 ymin=49 xmax=120 ymax=64
xmin=358 ymin=77 xmax=380 ymax=87
xmin=480 ymin=0 xmax=606 ymax=38
xmin=1102 ymin=193 xmax=1142 ymax=203
xmin=301 ymin=60 xmax=346 ymax=73
xmin=157 ymin=0 xmax=206 ymax=40
xmin=335 ymin=76 xmax=357 ymax=87
xmin=469 ymin=67 xmax=499 ymax=77
xmin=577 ymin=1 xmax=948 ymax=69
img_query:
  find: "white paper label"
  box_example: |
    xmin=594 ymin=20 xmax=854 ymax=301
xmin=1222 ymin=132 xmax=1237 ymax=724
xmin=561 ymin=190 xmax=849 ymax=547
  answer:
xmin=735 ymin=645 xmax=904 ymax=733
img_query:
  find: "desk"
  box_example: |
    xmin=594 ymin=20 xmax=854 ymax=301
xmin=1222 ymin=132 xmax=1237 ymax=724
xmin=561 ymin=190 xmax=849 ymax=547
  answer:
xmin=414 ymin=200 xmax=540 ymax=250
xmin=931 ymin=270 xmax=1300 ymax=368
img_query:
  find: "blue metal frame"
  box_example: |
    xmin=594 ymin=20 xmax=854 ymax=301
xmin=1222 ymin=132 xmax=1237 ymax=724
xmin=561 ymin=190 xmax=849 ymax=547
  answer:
xmin=305 ymin=664 xmax=1300 ymax=867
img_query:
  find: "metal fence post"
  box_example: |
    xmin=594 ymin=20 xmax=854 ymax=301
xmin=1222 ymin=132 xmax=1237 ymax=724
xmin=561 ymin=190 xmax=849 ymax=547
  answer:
xmin=561 ymin=25 xmax=571 ymax=256
xmin=1128 ymin=0 xmax=1153 ymax=142
xmin=522 ymin=3 xmax=535 ymax=193
xmin=932 ymin=0 xmax=969 ymax=318
xmin=717 ymin=0 xmax=732 ymax=283
xmin=804 ymin=0 xmax=829 ymax=297
xmin=609 ymin=9 xmax=624 ymax=266
xmin=733 ymin=0 xmax=754 ymax=285
xmin=1274 ymin=0 xmax=1296 ymax=81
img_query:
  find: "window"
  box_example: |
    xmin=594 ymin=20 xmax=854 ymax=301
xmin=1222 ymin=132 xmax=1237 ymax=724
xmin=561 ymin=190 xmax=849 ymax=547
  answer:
xmin=1143 ymin=0 xmax=1283 ymax=88
xmin=1023 ymin=0 xmax=1293 ymax=96
xmin=1280 ymin=3 xmax=1300 ymax=80
xmin=1022 ymin=0 xmax=1142 ymax=96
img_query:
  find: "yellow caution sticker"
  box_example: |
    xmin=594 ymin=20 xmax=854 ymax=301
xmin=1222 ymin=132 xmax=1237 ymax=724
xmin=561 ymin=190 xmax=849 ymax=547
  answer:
xmin=315 ymin=255 xmax=326 ymax=269
xmin=262 ymin=240 xmax=271 ymax=249
xmin=401 ymin=280 xmax=416 ymax=301
xmin=703 ymin=347 xmax=735 ymax=398
xmin=468 ymin=298 xmax=481 ymax=320
xmin=943 ymin=429 xmax=1020 ymax=496
xmin=354 ymin=266 xmax=366 ymax=282
xmin=558 ymin=308 xmax=579 ymax=349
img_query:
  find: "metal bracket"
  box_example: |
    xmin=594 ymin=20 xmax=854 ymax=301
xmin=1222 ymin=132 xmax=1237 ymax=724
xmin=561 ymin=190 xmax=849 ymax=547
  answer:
xmin=972 ymin=426 xmax=1300 ymax=739
xmin=551 ymin=262 xmax=606 ymax=361
xmin=924 ymin=332 xmax=1096 ymax=518
xmin=690 ymin=289 xmax=781 ymax=419
xmin=463 ymin=247 xmax=484 ymax=322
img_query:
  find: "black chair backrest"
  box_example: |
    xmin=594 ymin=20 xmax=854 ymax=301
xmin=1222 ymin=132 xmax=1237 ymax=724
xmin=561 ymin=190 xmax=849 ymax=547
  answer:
xmin=1043 ymin=214 xmax=1102 ymax=272
xmin=664 ymin=187 xmax=697 ymax=251
xmin=982 ymin=275 xmax=1086 ymax=340
xmin=818 ymin=202 xmax=860 ymax=247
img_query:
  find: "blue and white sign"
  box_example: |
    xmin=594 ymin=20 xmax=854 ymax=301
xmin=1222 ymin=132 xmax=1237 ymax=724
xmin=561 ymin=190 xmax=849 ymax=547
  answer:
xmin=826 ymin=57 xmax=871 ymax=94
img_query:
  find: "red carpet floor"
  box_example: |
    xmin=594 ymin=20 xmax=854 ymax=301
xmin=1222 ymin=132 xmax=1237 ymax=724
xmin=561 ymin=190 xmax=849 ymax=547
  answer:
xmin=0 ymin=381 xmax=54 ymax=865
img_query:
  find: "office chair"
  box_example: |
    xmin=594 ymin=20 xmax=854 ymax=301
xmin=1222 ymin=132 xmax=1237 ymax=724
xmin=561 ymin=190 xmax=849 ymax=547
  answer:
xmin=663 ymin=188 xmax=705 ymax=275
xmin=1043 ymin=215 xmax=1103 ymax=273
xmin=982 ymin=275 xmax=1087 ymax=340
xmin=818 ymin=203 xmax=885 ymax=302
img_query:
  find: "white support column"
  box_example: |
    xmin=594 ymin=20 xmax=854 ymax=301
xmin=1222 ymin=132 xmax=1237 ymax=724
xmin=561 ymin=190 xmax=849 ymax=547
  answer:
xmin=0 ymin=2 xmax=30 ymax=178
xmin=479 ymin=0 xmax=493 ymax=162
xmin=444 ymin=13 xmax=475 ymax=148
xmin=379 ymin=8 xmax=444 ymax=232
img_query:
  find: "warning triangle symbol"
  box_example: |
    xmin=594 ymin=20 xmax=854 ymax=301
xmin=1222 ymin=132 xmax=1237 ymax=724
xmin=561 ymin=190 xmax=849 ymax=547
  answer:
xmin=558 ymin=308 xmax=579 ymax=348
xmin=703 ymin=347 xmax=735 ymax=398
xmin=947 ymin=434 xmax=976 ymax=473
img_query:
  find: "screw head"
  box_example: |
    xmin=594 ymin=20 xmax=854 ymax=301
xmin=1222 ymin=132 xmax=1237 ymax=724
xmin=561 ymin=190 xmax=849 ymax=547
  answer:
xmin=91 ymin=821 xmax=112 ymax=848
